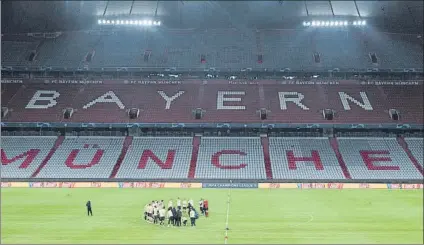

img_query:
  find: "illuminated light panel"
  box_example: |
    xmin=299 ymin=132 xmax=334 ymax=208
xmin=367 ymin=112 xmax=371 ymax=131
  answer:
xmin=304 ymin=20 xmax=367 ymax=27
xmin=97 ymin=19 xmax=163 ymax=26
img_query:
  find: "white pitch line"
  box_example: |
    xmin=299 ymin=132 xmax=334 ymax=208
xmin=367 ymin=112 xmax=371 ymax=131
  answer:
xmin=224 ymin=187 xmax=231 ymax=244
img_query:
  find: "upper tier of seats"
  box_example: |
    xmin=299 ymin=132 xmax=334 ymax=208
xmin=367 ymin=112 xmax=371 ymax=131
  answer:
xmin=2 ymin=29 xmax=423 ymax=70
xmin=2 ymin=82 xmax=423 ymax=124
xmin=1 ymin=136 xmax=422 ymax=180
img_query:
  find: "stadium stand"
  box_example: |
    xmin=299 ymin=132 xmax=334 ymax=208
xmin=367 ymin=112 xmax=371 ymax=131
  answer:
xmin=403 ymin=138 xmax=423 ymax=168
xmin=34 ymin=137 xmax=124 ymax=179
xmin=195 ymin=137 xmax=266 ymax=179
xmin=1 ymin=83 xmax=423 ymax=124
xmin=269 ymin=137 xmax=347 ymax=180
xmin=2 ymin=30 xmax=423 ymax=70
xmin=116 ymin=137 xmax=193 ymax=179
xmin=1 ymin=136 xmax=423 ymax=180
xmin=337 ymin=137 xmax=423 ymax=179
xmin=1 ymin=136 xmax=58 ymax=178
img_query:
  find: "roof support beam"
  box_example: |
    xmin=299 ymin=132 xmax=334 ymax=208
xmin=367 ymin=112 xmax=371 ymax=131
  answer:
xmin=304 ymin=1 xmax=309 ymax=17
xmin=354 ymin=0 xmax=361 ymax=18
xmin=103 ymin=0 xmax=109 ymax=17
xmin=154 ymin=1 xmax=159 ymax=18
xmin=328 ymin=1 xmax=335 ymax=16
xmin=129 ymin=0 xmax=135 ymax=15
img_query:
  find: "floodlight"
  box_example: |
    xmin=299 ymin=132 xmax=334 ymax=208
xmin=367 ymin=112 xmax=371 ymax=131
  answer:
xmin=125 ymin=20 xmax=129 ymax=24
xmin=353 ymin=21 xmax=357 ymax=25
xmin=344 ymin=21 xmax=348 ymax=26
xmin=102 ymin=20 xmax=106 ymax=24
xmin=148 ymin=20 xmax=153 ymax=26
xmin=330 ymin=21 xmax=334 ymax=26
xmin=361 ymin=20 xmax=366 ymax=26
xmin=316 ymin=21 xmax=321 ymax=26
xmin=98 ymin=20 xmax=102 ymax=24
xmin=143 ymin=20 xmax=148 ymax=25
xmin=111 ymin=20 xmax=115 ymax=24
xmin=311 ymin=21 xmax=316 ymax=26
xmin=325 ymin=21 xmax=329 ymax=26
xmin=106 ymin=20 xmax=110 ymax=24
xmin=157 ymin=21 xmax=161 ymax=26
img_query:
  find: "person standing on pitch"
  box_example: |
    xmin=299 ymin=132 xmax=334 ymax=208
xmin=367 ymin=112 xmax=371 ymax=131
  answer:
xmin=189 ymin=208 xmax=196 ymax=226
xmin=167 ymin=207 xmax=174 ymax=227
xmin=182 ymin=199 xmax=188 ymax=210
xmin=177 ymin=197 xmax=182 ymax=210
xmin=199 ymin=198 xmax=204 ymax=215
xmin=86 ymin=201 xmax=93 ymax=216
xmin=159 ymin=206 xmax=166 ymax=225
xmin=203 ymin=199 xmax=209 ymax=217
xmin=153 ymin=205 xmax=159 ymax=224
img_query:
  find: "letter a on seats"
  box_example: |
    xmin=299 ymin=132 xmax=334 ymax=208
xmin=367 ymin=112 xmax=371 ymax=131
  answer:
xmin=83 ymin=91 xmax=125 ymax=109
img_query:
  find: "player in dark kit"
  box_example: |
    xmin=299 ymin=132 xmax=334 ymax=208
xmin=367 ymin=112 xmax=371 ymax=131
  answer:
xmin=86 ymin=201 xmax=93 ymax=216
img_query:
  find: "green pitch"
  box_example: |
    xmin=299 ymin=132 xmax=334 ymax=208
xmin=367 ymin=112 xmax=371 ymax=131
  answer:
xmin=1 ymin=188 xmax=423 ymax=244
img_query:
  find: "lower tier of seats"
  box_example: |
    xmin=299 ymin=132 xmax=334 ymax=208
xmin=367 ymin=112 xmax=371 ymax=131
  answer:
xmin=1 ymin=136 xmax=423 ymax=180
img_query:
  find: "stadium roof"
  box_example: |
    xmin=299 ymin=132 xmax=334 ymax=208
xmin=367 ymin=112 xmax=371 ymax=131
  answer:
xmin=1 ymin=1 xmax=423 ymax=33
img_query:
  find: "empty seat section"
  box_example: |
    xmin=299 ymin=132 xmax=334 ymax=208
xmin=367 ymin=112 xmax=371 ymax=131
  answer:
xmin=69 ymin=84 xmax=198 ymax=123
xmin=1 ymin=41 xmax=35 ymax=67
xmin=1 ymin=84 xmax=24 ymax=106
xmin=1 ymin=136 xmax=57 ymax=178
xmin=325 ymin=85 xmax=391 ymax=123
xmin=1 ymin=83 xmax=422 ymax=125
xmin=263 ymin=85 xmax=329 ymax=123
xmin=116 ymin=137 xmax=192 ymax=179
xmin=90 ymin=31 xmax=147 ymax=68
xmin=35 ymin=137 xmax=124 ymax=178
xmin=30 ymin=33 xmax=98 ymax=68
xmin=261 ymin=30 xmax=314 ymax=70
xmin=200 ymin=84 xmax=260 ymax=123
xmin=3 ymin=84 xmax=82 ymax=122
xmin=199 ymin=29 xmax=256 ymax=69
xmin=379 ymin=85 xmax=424 ymax=124
xmin=404 ymin=138 xmax=424 ymax=168
xmin=269 ymin=137 xmax=346 ymax=179
xmin=195 ymin=137 xmax=266 ymax=179
xmin=337 ymin=137 xmax=422 ymax=179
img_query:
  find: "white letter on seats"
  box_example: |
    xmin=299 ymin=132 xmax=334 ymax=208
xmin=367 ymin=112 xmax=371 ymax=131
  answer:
xmin=25 ymin=90 xmax=60 ymax=109
xmin=83 ymin=91 xmax=125 ymax=109
xmin=217 ymin=91 xmax=246 ymax=110
xmin=158 ymin=91 xmax=185 ymax=110
xmin=339 ymin=92 xmax=373 ymax=111
xmin=278 ymin=92 xmax=309 ymax=110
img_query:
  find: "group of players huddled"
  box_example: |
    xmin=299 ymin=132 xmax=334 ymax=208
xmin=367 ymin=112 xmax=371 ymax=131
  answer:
xmin=144 ymin=198 xmax=209 ymax=227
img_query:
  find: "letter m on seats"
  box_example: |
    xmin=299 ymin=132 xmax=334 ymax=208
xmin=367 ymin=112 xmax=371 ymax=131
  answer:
xmin=137 ymin=150 xmax=176 ymax=169
xmin=1 ymin=149 xmax=40 ymax=168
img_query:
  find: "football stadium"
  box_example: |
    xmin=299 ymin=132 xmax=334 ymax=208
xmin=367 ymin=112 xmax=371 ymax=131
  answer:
xmin=1 ymin=1 xmax=423 ymax=244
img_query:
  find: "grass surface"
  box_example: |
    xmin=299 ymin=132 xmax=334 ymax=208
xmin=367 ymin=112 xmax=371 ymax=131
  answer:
xmin=1 ymin=188 xmax=423 ymax=244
